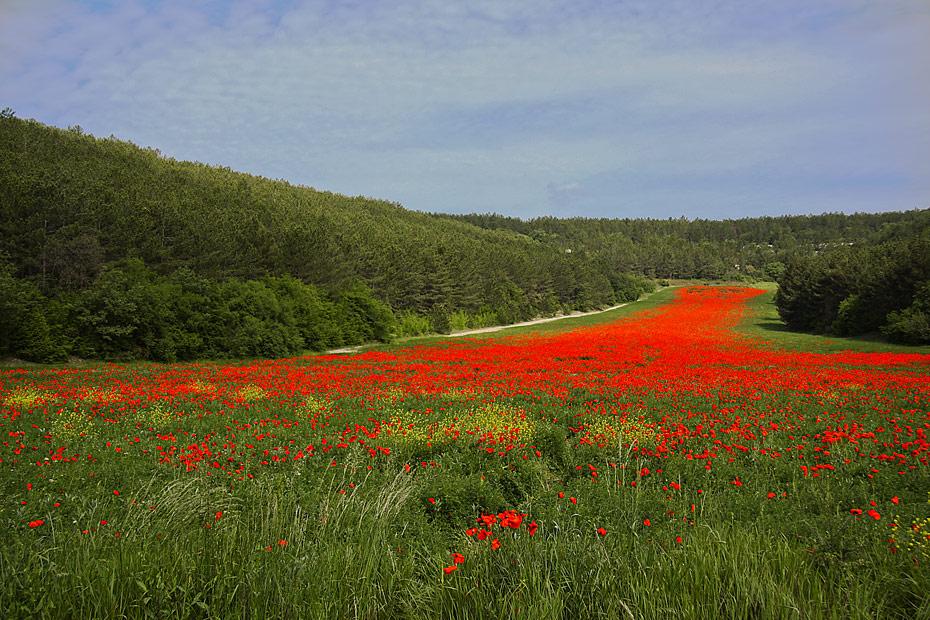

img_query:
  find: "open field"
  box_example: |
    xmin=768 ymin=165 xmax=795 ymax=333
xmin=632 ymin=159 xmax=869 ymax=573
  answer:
xmin=2 ymin=286 xmax=929 ymax=619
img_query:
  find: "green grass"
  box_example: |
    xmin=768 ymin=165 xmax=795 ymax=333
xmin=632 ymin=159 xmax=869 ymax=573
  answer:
xmin=737 ymin=283 xmax=930 ymax=354
xmin=3 ymin=386 xmax=930 ymax=618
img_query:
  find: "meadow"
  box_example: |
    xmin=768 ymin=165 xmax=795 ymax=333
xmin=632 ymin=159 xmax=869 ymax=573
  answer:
xmin=2 ymin=286 xmax=929 ymax=619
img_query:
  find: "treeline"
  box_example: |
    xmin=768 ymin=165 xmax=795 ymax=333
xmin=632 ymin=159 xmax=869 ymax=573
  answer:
xmin=441 ymin=211 xmax=930 ymax=281
xmin=0 ymin=113 xmax=653 ymax=362
xmin=0 ymin=259 xmax=394 ymax=362
xmin=774 ymin=232 xmax=930 ymax=344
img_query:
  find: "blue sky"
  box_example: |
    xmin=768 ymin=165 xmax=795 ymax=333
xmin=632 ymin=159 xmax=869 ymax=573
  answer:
xmin=1 ymin=0 xmax=928 ymax=219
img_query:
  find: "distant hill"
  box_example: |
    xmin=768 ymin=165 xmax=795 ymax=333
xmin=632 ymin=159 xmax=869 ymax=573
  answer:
xmin=1 ymin=112 xmax=927 ymax=360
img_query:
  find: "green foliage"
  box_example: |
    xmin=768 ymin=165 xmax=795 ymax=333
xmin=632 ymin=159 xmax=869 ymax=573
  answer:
xmin=395 ymin=312 xmax=434 ymax=338
xmin=0 ymin=260 xmax=67 ymax=362
xmin=334 ymin=282 xmax=396 ymax=344
xmin=775 ymin=232 xmax=930 ymax=342
xmin=882 ymin=282 xmax=930 ymax=344
xmin=428 ymin=303 xmax=451 ymax=335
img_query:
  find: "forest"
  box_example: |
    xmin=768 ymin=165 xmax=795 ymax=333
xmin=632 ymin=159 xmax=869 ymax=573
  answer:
xmin=2 ymin=111 xmax=928 ymax=361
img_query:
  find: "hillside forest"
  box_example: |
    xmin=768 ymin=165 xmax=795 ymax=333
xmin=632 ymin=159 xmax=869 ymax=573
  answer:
xmin=1 ymin=111 xmax=928 ymax=362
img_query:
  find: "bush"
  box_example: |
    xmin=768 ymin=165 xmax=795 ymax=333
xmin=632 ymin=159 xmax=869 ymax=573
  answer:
xmin=0 ymin=264 xmax=69 ymax=362
xmin=395 ymin=312 xmax=433 ymax=338
xmin=335 ymin=282 xmax=396 ymax=344
xmin=449 ymin=310 xmax=470 ymax=332
xmin=882 ymin=282 xmax=930 ymax=344
xmin=429 ymin=303 xmax=451 ymax=334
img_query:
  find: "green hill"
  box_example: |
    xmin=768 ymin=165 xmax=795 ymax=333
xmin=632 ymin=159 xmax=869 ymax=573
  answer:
xmin=0 ymin=114 xmax=650 ymax=361
xmin=2 ymin=111 xmax=927 ymax=361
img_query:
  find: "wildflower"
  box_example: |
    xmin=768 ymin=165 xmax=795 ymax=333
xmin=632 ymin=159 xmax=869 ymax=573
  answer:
xmin=452 ymin=552 xmax=465 ymax=565
xmin=643 ymin=519 xmax=651 ymax=527
xmin=597 ymin=527 xmax=607 ymax=536
xmin=491 ymin=538 xmax=501 ymax=550
xmin=443 ymin=566 xmax=458 ymax=574
xmin=28 ymin=519 xmax=44 ymax=528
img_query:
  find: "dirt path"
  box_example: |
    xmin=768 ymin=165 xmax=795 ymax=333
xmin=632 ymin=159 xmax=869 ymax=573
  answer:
xmin=323 ymin=289 xmax=667 ymax=355
xmin=442 ymin=302 xmax=632 ymax=337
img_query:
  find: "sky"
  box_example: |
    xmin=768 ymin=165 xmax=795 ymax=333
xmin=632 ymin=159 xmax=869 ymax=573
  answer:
xmin=1 ymin=0 xmax=928 ymax=219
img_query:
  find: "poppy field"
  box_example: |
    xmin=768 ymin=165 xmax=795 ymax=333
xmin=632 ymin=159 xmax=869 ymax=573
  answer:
xmin=2 ymin=286 xmax=929 ymax=619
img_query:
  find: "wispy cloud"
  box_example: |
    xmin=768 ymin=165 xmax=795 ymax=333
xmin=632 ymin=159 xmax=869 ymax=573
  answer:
xmin=1 ymin=0 xmax=928 ymax=218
